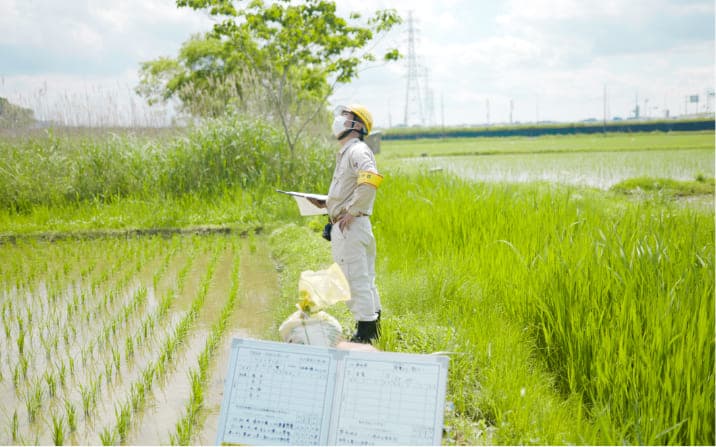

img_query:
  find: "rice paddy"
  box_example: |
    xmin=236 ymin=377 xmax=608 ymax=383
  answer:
xmin=0 ymin=122 xmax=713 ymax=445
xmin=0 ymin=234 xmax=280 ymax=445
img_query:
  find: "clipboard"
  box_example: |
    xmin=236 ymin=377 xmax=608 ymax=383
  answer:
xmin=276 ymin=190 xmax=329 ymax=216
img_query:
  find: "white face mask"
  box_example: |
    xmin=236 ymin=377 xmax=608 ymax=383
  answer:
xmin=332 ymin=115 xmax=349 ymax=138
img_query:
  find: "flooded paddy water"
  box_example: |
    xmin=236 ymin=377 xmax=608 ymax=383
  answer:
xmin=402 ymin=148 xmax=714 ymax=190
xmin=0 ymin=233 xmax=280 ymax=445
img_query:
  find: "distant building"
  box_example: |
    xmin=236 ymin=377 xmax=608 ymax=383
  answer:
xmin=365 ymin=131 xmax=381 ymax=154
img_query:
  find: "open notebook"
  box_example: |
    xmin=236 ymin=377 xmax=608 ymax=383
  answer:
xmin=215 ymin=338 xmax=449 ymax=446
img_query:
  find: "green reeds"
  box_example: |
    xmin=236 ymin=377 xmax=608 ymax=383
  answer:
xmin=374 ymin=172 xmax=714 ymax=444
xmin=0 ymin=114 xmax=331 ymax=213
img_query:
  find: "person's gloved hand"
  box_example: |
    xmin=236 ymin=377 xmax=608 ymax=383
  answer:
xmin=337 ymin=213 xmax=355 ymax=232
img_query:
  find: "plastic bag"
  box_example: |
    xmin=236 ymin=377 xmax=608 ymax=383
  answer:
xmin=279 ymin=263 xmax=350 ymax=347
xmin=278 ymin=310 xmax=343 ymax=347
xmin=296 ymin=263 xmax=350 ymax=313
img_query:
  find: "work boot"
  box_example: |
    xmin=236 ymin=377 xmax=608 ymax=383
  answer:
xmin=376 ymin=310 xmax=381 ymax=338
xmin=350 ymin=320 xmax=379 ymax=344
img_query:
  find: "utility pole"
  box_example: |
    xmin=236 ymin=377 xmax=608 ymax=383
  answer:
xmin=603 ymin=83 xmax=607 ymax=132
xmin=423 ymin=66 xmax=434 ymax=126
xmin=440 ymin=92 xmax=445 ymax=135
xmin=387 ymin=99 xmax=392 ymax=128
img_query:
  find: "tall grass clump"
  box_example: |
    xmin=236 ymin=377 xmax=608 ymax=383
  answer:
xmin=374 ymin=172 xmax=714 ymax=445
xmin=0 ymin=112 xmax=332 ymax=213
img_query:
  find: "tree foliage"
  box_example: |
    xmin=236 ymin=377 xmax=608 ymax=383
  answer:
xmin=137 ymin=0 xmax=401 ymax=155
xmin=0 ymin=97 xmax=35 ymax=129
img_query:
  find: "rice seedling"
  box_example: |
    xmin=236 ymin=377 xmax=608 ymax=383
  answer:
xmin=79 ymin=384 xmax=93 ymax=417
xmin=50 ymin=334 xmax=60 ymax=358
xmin=125 ymin=337 xmax=134 ymax=361
xmin=64 ymin=400 xmax=76 ymax=433
xmin=25 ymin=380 xmax=43 ymax=423
xmin=19 ymin=356 xmax=28 ymax=378
xmin=99 ymin=427 xmax=115 ymax=446
xmin=114 ymin=402 xmax=132 ymax=444
xmin=142 ymin=365 xmax=155 ymax=392
xmin=12 ymin=364 xmax=21 ymax=390
xmin=11 ymin=411 xmax=19 ymax=443
xmin=172 ymin=418 xmax=193 ymax=446
xmin=62 ymin=327 xmax=71 ymax=346
xmin=56 ymin=362 xmax=67 ymax=388
xmin=3 ymin=316 xmax=10 ymax=339
xmin=112 ymin=347 xmax=121 ymax=374
xmin=50 ymin=413 xmax=65 ymax=445
xmin=104 ymin=359 xmax=114 ymax=384
xmin=16 ymin=327 xmax=25 ymax=355
xmin=44 ymin=371 xmax=57 ymax=397
xmin=130 ymin=381 xmax=146 ymax=411
xmin=154 ymin=356 xmax=166 ymax=380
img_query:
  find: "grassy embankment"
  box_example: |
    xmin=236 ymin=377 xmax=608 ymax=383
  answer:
xmin=0 ymin=120 xmax=713 ymax=445
xmin=0 ymin=114 xmax=330 ymax=236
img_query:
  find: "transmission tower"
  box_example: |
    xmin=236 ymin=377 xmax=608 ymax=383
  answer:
xmin=423 ymin=66 xmax=435 ymax=126
xmin=403 ymin=11 xmax=424 ymax=126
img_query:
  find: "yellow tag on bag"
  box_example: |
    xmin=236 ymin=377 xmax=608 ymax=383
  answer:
xmin=357 ymin=171 xmax=384 ymax=188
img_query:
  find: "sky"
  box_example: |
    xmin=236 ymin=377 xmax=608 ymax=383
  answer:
xmin=1 ymin=0 xmax=713 ymax=128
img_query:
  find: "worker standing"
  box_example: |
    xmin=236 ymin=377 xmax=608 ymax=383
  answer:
xmin=309 ymin=104 xmax=383 ymax=343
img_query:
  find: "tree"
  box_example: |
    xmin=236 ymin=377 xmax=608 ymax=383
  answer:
xmin=0 ymin=97 xmax=35 ymax=128
xmin=137 ymin=0 xmax=401 ymax=156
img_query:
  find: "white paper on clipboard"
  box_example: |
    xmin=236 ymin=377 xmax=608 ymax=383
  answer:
xmin=276 ymin=190 xmax=329 ymax=216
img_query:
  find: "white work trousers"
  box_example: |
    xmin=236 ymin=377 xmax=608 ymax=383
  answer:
xmin=330 ymin=216 xmax=381 ymax=322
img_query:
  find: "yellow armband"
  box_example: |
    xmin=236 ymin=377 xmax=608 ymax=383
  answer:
xmin=357 ymin=171 xmax=383 ymax=188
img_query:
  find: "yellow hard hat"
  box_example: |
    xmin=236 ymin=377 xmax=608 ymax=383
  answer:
xmin=345 ymin=104 xmax=373 ymax=135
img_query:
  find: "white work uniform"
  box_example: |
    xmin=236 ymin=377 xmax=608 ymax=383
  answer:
xmin=327 ymin=138 xmax=381 ymax=322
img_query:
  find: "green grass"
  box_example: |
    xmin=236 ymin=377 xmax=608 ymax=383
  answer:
xmin=266 ymin=168 xmax=714 ymax=445
xmin=0 ymin=112 xmax=332 ymax=213
xmin=380 ymin=131 xmax=714 ymax=159
xmin=611 ymin=176 xmax=715 ymax=196
xmin=372 ymin=172 xmax=714 ymax=444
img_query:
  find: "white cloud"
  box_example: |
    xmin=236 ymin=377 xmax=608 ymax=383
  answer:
xmin=1 ymin=0 xmax=713 ymax=127
xmin=69 ymin=23 xmax=105 ymax=53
